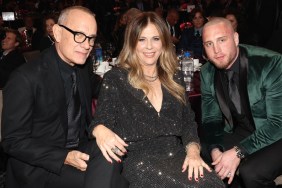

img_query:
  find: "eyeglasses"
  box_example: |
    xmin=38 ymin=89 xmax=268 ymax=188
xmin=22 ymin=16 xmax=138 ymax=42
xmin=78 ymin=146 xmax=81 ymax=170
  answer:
xmin=59 ymin=24 xmax=96 ymax=47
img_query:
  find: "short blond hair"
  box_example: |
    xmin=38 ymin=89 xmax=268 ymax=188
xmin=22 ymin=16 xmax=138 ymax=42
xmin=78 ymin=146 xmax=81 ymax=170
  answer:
xmin=203 ymin=17 xmax=234 ymax=33
xmin=58 ymin=6 xmax=95 ymax=25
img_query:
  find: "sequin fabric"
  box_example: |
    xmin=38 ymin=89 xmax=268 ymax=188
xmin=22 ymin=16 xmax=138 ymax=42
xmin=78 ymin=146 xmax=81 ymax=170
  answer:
xmin=91 ymin=67 xmax=225 ymax=188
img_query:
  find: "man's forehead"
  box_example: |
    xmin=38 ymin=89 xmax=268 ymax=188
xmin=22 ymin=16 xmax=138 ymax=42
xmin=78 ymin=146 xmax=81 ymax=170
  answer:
xmin=203 ymin=23 xmax=229 ymax=34
xmin=65 ymin=11 xmax=95 ymax=26
xmin=69 ymin=9 xmax=94 ymax=19
xmin=6 ymin=32 xmax=16 ymax=37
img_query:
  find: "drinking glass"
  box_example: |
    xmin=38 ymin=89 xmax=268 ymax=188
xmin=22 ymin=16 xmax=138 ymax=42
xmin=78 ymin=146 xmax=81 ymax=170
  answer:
xmin=182 ymin=56 xmax=194 ymax=92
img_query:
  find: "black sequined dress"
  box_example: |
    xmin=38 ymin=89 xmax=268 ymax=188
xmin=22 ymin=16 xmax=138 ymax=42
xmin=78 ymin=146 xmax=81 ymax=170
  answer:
xmin=92 ymin=68 xmax=224 ymax=188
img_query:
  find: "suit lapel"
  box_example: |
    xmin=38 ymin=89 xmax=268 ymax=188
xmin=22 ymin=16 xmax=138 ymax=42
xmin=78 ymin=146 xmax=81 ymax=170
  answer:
xmin=239 ymin=47 xmax=256 ymax=130
xmin=214 ymin=47 xmax=256 ymax=132
xmin=44 ymin=48 xmax=68 ymax=135
xmin=215 ymin=70 xmax=234 ymax=130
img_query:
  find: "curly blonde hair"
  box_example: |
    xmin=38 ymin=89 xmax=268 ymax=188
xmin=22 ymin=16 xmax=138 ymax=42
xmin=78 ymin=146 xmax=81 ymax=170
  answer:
xmin=117 ymin=12 xmax=186 ymax=104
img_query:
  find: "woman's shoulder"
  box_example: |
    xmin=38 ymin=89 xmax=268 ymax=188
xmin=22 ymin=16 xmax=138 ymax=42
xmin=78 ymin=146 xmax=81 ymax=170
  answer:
xmin=103 ymin=66 xmax=128 ymax=80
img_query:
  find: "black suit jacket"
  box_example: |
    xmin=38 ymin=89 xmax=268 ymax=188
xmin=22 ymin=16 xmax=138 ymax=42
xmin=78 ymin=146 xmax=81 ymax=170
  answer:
xmin=1 ymin=46 xmax=94 ymax=188
xmin=168 ymin=23 xmax=181 ymax=39
xmin=0 ymin=50 xmax=26 ymax=88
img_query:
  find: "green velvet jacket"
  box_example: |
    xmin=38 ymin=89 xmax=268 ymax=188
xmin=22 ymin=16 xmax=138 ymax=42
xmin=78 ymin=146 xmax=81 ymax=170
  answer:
xmin=200 ymin=44 xmax=282 ymax=155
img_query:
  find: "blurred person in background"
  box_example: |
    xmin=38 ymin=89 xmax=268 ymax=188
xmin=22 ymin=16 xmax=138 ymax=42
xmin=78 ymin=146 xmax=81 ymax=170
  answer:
xmin=224 ymin=9 xmax=258 ymax=45
xmin=39 ymin=14 xmax=57 ymax=51
xmin=0 ymin=28 xmax=26 ymax=90
xmin=111 ymin=11 xmax=127 ymax=56
xmin=166 ymin=8 xmax=181 ymax=46
xmin=154 ymin=6 xmax=164 ymax=19
xmin=178 ymin=8 xmax=207 ymax=59
xmin=18 ymin=14 xmax=37 ymax=51
xmin=0 ymin=29 xmax=26 ymax=141
xmin=113 ymin=8 xmax=141 ymax=57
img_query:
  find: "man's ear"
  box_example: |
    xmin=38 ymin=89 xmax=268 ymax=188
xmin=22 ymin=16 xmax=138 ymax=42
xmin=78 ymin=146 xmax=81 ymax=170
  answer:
xmin=234 ymin=32 xmax=239 ymax=46
xmin=202 ymin=48 xmax=208 ymax=60
xmin=15 ymin=42 xmax=19 ymax=48
xmin=52 ymin=24 xmax=62 ymax=42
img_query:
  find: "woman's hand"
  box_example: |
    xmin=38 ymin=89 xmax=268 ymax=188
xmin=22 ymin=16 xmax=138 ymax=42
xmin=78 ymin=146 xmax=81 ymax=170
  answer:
xmin=182 ymin=144 xmax=212 ymax=181
xmin=92 ymin=124 xmax=128 ymax=163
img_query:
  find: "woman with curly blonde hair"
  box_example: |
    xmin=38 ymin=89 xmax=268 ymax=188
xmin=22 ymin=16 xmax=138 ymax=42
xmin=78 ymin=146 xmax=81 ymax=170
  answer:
xmin=91 ymin=12 xmax=224 ymax=187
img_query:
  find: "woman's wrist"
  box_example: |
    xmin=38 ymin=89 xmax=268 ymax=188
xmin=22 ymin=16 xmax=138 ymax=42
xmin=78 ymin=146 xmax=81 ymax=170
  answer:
xmin=185 ymin=142 xmax=201 ymax=156
xmin=92 ymin=124 xmax=104 ymax=138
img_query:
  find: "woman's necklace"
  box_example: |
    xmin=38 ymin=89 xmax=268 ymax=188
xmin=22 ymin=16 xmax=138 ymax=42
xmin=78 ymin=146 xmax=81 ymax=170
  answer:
xmin=144 ymin=74 xmax=159 ymax=82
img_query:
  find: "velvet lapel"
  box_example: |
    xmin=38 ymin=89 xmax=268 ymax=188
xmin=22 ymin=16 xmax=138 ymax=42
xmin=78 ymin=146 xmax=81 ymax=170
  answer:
xmin=215 ymin=70 xmax=234 ymax=130
xmin=239 ymin=47 xmax=256 ymax=131
xmin=43 ymin=48 xmax=68 ymax=136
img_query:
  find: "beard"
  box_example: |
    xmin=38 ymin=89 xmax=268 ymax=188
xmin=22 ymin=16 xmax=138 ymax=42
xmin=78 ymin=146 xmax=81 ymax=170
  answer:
xmin=214 ymin=62 xmax=232 ymax=69
xmin=209 ymin=54 xmax=237 ymax=70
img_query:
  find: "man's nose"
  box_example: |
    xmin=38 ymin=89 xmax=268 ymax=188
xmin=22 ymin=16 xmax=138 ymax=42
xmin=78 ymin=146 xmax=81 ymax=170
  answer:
xmin=81 ymin=39 xmax=91 ymax=49
xmin=213 ymin=44 xmax=221 ymax=54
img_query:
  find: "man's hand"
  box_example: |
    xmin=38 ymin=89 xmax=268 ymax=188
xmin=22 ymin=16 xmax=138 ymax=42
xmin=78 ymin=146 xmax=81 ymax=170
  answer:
xmin=64 ymin=150 xmax=89 ymax=171
xmin=211 ymin=148 xmax=241 ymax=184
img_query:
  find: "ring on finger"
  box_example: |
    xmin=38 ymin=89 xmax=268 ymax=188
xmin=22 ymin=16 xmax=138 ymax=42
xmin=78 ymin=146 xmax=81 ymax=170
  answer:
xmin=227 ymin=172 xmax=231 ymax=177
xmin=111 ymin=146 xmax=120 ymax=154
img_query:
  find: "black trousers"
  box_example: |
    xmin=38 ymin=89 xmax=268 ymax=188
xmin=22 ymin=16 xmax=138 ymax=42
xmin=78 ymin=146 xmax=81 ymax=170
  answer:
xmin=239 ymin=139 xmax=282 ymax=188
xmin=202 ymin=127 xmax=282 ymax=188
xmin=46 ymin=140 xmax=129 ymax=188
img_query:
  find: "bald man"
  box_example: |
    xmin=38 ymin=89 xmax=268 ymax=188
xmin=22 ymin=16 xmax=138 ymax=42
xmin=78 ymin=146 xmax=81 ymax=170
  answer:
xmin=200 ymin=17 xmax=282 ymax=188
xmin=2 ymin=6 xmax=128 ymax=188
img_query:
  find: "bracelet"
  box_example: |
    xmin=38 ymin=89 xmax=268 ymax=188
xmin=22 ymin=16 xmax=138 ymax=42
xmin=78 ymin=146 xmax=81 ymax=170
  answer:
xmin=185 ymin=142 xmax=201 ymax=154
xmin=234 ymin=146 xmax=245 ymax=159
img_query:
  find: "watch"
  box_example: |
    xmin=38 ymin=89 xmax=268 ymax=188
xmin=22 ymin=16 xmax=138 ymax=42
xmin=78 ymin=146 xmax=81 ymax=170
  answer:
xmin=234 ymin=146 xmax=245 ymax=159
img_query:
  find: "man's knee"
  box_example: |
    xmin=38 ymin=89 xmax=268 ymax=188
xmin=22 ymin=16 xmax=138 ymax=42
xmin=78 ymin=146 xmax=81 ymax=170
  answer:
xmin=239 ymin=159 xmax=257 ymax=180
xmin=85 ymin=156 xmax=127 ymax=188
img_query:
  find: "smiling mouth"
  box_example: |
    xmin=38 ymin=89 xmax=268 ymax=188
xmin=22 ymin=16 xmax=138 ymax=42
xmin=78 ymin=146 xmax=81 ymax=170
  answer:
xmin=143 ymin=52 xmax=155 ymax=57
xmin=77 ymin=52 xmax=88 ymax=57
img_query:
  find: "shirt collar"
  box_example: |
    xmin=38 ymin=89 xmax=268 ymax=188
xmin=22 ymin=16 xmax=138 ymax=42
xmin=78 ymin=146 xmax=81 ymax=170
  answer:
xmin=194 ymin=27 xmax=203 ymax=35
xmin=226 ymin=54 xmax=240 ymax=74
xmin=54 ymin=47 xmax=75 ymax=83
